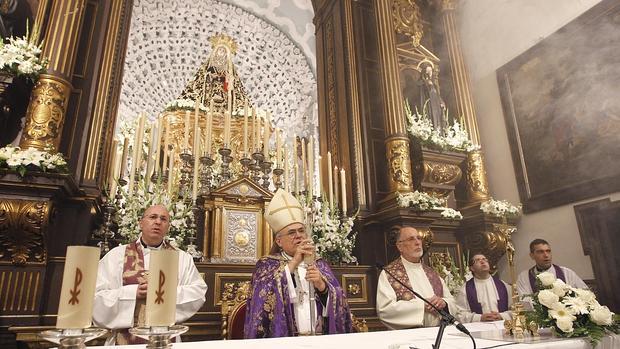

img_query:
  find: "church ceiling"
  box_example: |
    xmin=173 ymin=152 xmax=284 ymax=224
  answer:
xmin=117 ymin=0 xmax=317 ymax=140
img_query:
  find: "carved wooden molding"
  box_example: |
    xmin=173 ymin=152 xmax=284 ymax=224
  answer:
xmin=0 ymin=199 xmax=50 ymax=266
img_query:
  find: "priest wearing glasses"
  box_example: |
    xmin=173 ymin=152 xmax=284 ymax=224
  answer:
xmin=376 ymin=225 xmax=457 ymax=329
xmin=93 ymin=204 xmax=207 ymax=345
xmin=244 ymin=189 xmax=352 ymax=338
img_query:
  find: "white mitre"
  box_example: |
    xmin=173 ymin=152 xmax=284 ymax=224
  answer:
xmin=265 ymin=189 xmax=304 ymax=233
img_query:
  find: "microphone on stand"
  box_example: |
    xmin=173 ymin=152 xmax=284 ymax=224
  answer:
xmin=376 ymin=263 xmax=476 ymax=349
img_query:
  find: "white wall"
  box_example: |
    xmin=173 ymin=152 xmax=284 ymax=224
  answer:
xmin=457 ymin=0 xmax=619 ymax=280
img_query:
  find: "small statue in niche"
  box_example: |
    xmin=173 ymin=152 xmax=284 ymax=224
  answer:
xmin=417 ymin=60 xmax=447 ymax=132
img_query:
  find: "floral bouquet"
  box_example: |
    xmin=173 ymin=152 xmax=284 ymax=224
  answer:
xmin=114 ymin=180 xmax=194 ymax=250
xmin=305 ymin=196 xmax=357 ymax=265
xmin=404 ymin=100 xmax=479 ymax=153
xmin=396 ymin=191 xmax=463 ymax=220
xmin=164 ymin=98 xmax=209 ymax=112
xmin=527 ymin=272 xmax=619 ymax=345
xmin=480 ymin=198 xmax=522 ymax=219
xmin=0 ymin=31 xmax=48 ymax=82
xmin=0 ymin=146 xmax=67 ymax=177
xmin=430 ymin=250 xmax=472 ymax=296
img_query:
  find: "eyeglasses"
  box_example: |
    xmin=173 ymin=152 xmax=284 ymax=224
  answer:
xmin=396 ymin=236 xmax=423 ymax=244
xmin=144 ymin=214 xmax=169 ymax=223
xmin=277 ymin=229 xmax=307 ymax=239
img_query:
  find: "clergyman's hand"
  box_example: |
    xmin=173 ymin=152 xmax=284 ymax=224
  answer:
xmin=288 ymin=239 xmax=314 ymax=271
xmin=424 ymin=295 xmax=446 ymax=313
xmin=305 ymin=265 xmax=326 ymax=292
xmin=481 ymin=312 xmax=502 ymax=321
xmin=136 ymin=279 xmax=148 ymax=299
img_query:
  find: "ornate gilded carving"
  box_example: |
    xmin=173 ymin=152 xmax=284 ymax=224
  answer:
xmin=465 ymin=150 xmax=491 ymax=203
xmin=386 ymin=137 xmax=412 ymax=192
xmin=326 ymin=19 xmax=339 ymax=162
xmin=429 ymin=251 xmax=453 ymax=278
xmin=392 ymin=0 xmax=424 ymax=46
xmin=220 ymin=281 xmax=251 ymax=303
xmin=19 ymin=75 xmax=71 ymax=151
xmin=0 ymin=200 xmax=50 ymax=266
xmin=347 ymin=283 xmax=361 ymax=296
xmin=461 ymin=222 xmax=516 ymax=271
xmin=439 ymin=0 xmax=458 ymax=12
xmin=416 ymin=227 xmax=434 ymax=253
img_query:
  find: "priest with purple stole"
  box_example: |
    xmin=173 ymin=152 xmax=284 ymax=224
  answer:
xmin=376 ymin=225 xmax=457 ymax=329
xmin=244 ymin=189 xmax=352 ymax=338
xmin=93 ymin=204 xmax=207 ymax=345
xmin=517 ymin=238 xmax=587 ymax=308
xmin=455 ymin=254 xmax=512 ymax=323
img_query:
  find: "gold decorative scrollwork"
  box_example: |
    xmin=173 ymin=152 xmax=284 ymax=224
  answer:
xmin=392 ymin=0 xmax=424 ymax=46
xmin=461 ymin=222 xmax=515 ymax=271
xmin=347 ymin=283 xmax=361 ymax=296
xmin=386 ymin=137 xmax=412 ymax=192
xmin=416 ymin=227 xmax=434 ymax=253
xmin=326 ymin=19 xmax=339 ymax=162
xmin=220 ymin=281 xmax=251 ymax=303
xmin=0 ymin=199 xmax=51 ymax=266
xmin=466 ymin=150 xmax=491 ymax=203
xmin=20 ymin=74 xmax=71 ymax=151
xmin=423 ymin=161 xmax=462 ymax=185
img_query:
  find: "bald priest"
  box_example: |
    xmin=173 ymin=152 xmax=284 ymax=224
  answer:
xmin=243 ymin=189 xmax=352 ymax=338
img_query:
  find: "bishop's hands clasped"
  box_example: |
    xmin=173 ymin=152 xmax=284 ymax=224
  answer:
xmin=287 ymin=239 xmax=326 ymax=293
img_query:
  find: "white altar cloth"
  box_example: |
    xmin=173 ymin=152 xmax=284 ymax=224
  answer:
xmin=93 ymin=321 xmax=619 ymax=349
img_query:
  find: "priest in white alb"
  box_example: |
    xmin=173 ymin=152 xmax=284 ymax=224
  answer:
xmin=93 ymin=204 xmax=207 ymax=345
xmin=455 ymin=254 xmax=512 ymax=323
xmin=376 ymin=225 xmax=457 ymax=329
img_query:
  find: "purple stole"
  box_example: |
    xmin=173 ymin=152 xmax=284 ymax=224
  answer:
xmin=528 ymin=264 xmax=566 ymax=293
xmin=384 ymin=258 xmax=443 ymax=301
xmin=116 ymin=240 xmax=174 ymax=345
xmin=465 ymin=275 xmax=509 ymax=314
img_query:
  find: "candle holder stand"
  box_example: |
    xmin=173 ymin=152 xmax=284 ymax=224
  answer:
xmin=129 ymin=325 xmax=188 ymax=349
xmin=199 ymin=154 xmax=215 ymax=196
xmin=185 ymin=203 xmax=204 ymax=262
xmin=250 ymin=151 xmax=264 ymax=184
xmin=240 ymin=156 xmax=252 ymax=178
xmin=260 ymin=161 xmax=273 ymax=190
xmin=39 ymin=328 xmax=107 ymax=349
xmin=272 ymin=168 xmax=284 ymax=189
xmin=218 ymin=147 xmax=233 ymax=184
xmin=178 ymin=150 xmax=193 ymax=199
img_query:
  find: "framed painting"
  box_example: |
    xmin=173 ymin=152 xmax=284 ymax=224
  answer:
xmin=497 ymin=0 xmax=620 ymax=213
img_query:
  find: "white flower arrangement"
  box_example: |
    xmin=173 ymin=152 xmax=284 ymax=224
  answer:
xmin=306 ymin=197 xmax=357 ymax=265
xmin=114 ymin=181 xmax=194 ymax=250
xmin=404 ymin=100 xmax=479 ymax=153
xmin=430 ymin=250 xmax=472 ymax=297
xmin=0 ymin=33 xmax=48 ymax=81
xmin=164 ymin=99 xmax=208 ymax=112
xmin=0 ymin=146 xmax=67 ymax=177
xmin=528 ymin=272 xmax=619 ymax=345
xmin=396 ymin=191 xmax=463 ymax=220
xmin=480 ymin=198 xmax=522 ymax=218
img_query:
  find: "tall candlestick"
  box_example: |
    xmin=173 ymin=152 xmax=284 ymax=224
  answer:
xmin=308 ymin=136 xmax=314 ymax=198
xmin=254 ymin=108 xmax=259 ymax=150
xmin=108 ymin=139 xmax=118 ymax=190
xmin=263 ymin=112 xmax=270 ymax=158
xmin=128 ymin=114 xmax=144 ymax=195
xmin=167 ymin=147 xmax=175 ymax=194
xmin=334 ymin=165 xmax=339 ymax=206
xmin=120 ymin=137 xmax=129 ymax=179
xmin=317 ymin=155 xmax=322 ymax=198
xmin=294 ymin=163 xmax=299 ymax=193
xmin=224 ymin=76 xmax=234 ymax=146
xmin=243 ymin=99 xmax=249 ymax=156
xmin=275 ymin=129 xmax=282 ymax=168
xmin=109 ymin=150 xmax=121 ymax=198
xmin=205 ymin=99 xmax=214 ymax=155
xmin=163 ymin=118 xmax=170 ymax=172
xmin=301 ymin=139 xmax=307 ymax=192
xmin=193 ymin=100 xmax=199 ymax=154
xmin=284 ymin=143 xmax=289 ymax=191
xmin=56 ymin=246 xmax=100 ymax=329
xmin=144 ymin=123 xmax=157 ymax=184
xmin=192 ymin=128 xmax=201 ymax=201
xmin=340 ymin=168 xmax=347 ymax=214
xmin=183 ymin=110 xmax=190 ymax=149
xmin=145 ymin=250 xmax=179 ymax=327
xmin=327 ymin=151 xmax=333 ymax=209
xmin=154 ymin=117 xmax=163 ymax=175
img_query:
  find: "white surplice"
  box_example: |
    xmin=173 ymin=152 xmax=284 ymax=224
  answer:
xmin=455 ymin=276 xmax=513 ymax=323
xmin=93 ymin=240 xmax=207 ymax=337
xmin=376 ymin=257 xmax=457 ymax=329
xmin=282 ymin=253 xmax=328 ymax=335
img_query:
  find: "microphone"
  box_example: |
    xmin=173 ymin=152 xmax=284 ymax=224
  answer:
xmin=376 ymin=263 xmax=471 ymax=336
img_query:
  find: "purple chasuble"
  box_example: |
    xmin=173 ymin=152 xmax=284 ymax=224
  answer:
xmin=528 ymin=264 xmax=566 ymax=293
xmin=384 ymin=258 xmax=444 ymax=301
xmin=244 ymin=255 xmax=352 ymax=338
xmin=465 ymin=275 xmax=509 ymax=314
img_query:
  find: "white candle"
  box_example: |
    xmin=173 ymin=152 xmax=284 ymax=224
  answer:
xmin=183 ymin=110 xmax=190 ymax=150
xmin=144 ymin=123 xmax=157 ymax=185
xmin=56 ymin=246 xmax=100 ymax=329
xmin=205 ymin=99 xmax=214 ymax=156
xmin=317 ymin=155 xmax=322 ymax=198
xmin=109 ymin=150 xmax=121 ymax=197
xmin=327 ymin=151 xmax=333 ymax=210
xmin=119 ymin=137 xmax=129 ymax=179
xmin=263 ymin=112 xmax=270 ymax=158
xmin=334 ymin=165 xmax=339 ymax=206
xmin=275 ymin=129 xmax=282 ymax=168
xmin=301 ymin=139 xmax=306 ymax=191
xmin=192 ymin=127 xmax=201 ymax=201
xmin=154 ymin=117 xmax=163 ymax=175
xmin=108 ymin=139 xmax=118 ymax=191
xmin=253 ymin=108 xmax=259 ymax=151
xmin=162 ymin=117 xmax=170 ymax=173
xmin=224 ymin=76 xmax=234 ymax=146
xmin=193 ymin=101 xmax=199 ymax=155
xmin=167 ymin=147 xmax=175 ymax=194
xmin=145 ymin=250 xmax=179 ymax=327
xmin=308 ymin=136 xmax=314 ymax=198
xmin=284 ymin=143 xmax=289 ymax=191
xmin=340 ymin=168 xmax=347 ymax=214
xmin=243 ymin=100 xmax=249 ymax=156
